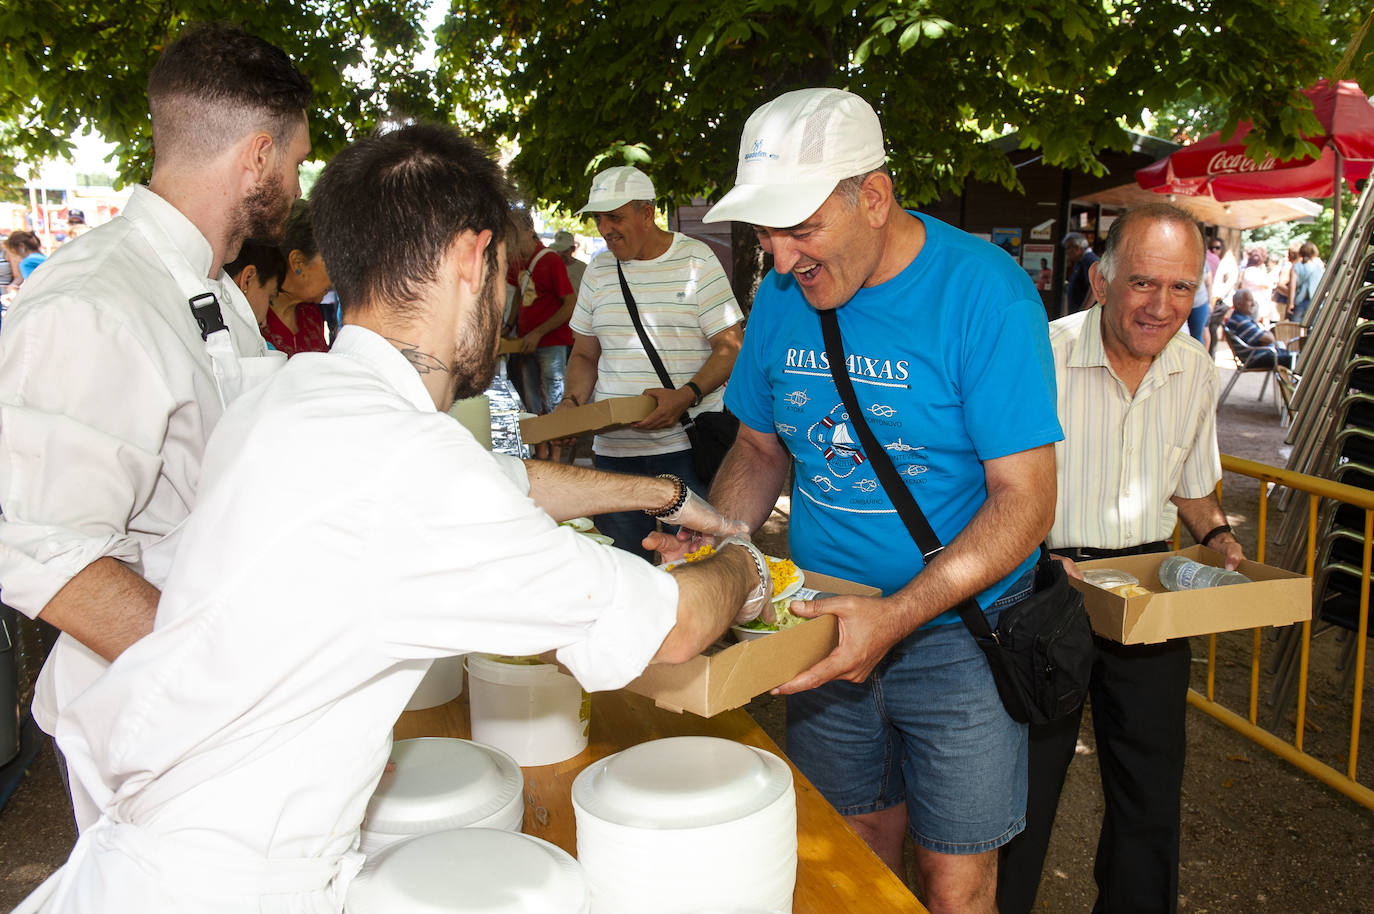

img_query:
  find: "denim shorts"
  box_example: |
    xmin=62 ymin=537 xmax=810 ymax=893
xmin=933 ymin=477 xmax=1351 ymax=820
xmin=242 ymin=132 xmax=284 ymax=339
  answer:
xmin=784 ymin=571 xmax=1032 ymax=854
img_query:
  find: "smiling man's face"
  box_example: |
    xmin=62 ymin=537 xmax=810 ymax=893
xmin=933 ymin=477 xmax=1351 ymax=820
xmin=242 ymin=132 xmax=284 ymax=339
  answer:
xmin=1092 ymin=218 xmax=1204 ymax=364
xmin=752 ymin=191 xmax=883 ymax=312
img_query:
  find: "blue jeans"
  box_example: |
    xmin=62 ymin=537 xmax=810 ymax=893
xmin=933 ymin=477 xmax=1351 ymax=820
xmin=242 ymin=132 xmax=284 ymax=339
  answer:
xmin=785 ymin=571 xmax=1034 ymax=854
xmin=592 ymin=450 xmax=706 ymax=562
xmin=1187 ymin=302 xmax=1209 ymax=344
xmin=518 ymin=346 xmax=568 ymax=415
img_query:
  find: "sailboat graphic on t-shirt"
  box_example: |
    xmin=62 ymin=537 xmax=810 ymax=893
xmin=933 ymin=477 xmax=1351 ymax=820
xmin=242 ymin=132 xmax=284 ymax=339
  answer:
xmin=808 ymin=403 xmax=866 ymax=478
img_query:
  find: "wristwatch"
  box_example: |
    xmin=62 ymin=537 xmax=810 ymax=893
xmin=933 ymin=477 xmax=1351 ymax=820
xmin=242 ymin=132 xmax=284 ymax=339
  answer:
xmin=684 ymin=380 xmax=703 ymax=407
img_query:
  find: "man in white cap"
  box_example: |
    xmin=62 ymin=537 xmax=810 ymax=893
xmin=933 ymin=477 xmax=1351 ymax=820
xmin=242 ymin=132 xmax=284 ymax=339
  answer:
xmin=549 ymin=228 xmax=587 ymax=293
xmin=687 ymin=88 xmax=1063 ymax=912
xmin=559 ymin=165 xmax=745 ymax=561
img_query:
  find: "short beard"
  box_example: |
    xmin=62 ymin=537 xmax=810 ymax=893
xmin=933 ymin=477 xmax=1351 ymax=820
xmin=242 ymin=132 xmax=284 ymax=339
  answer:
xmin=231 ymin=168 xmax=292 ymax=251
xmin=449 ymin=264 xmax=502 ymax=402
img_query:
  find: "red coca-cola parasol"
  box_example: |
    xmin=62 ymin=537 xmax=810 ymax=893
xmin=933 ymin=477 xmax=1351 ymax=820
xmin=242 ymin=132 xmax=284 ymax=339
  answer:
xmin=1136 ymin=79 xmax=1374 ymax=202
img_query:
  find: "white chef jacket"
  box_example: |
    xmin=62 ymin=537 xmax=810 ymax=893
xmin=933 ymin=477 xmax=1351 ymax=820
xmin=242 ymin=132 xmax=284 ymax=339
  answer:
xmin=0 ymin=186 xmax=272 ymax=746
xmin=29 ymin=326 xmax=678 ymax=913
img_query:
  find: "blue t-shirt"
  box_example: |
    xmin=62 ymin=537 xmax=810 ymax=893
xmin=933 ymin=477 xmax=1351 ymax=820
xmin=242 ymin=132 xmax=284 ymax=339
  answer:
xmin=726 ymin=213 xmax=1063 ymax=623
xmin=19 ymin=252 xmax=46 ymax=278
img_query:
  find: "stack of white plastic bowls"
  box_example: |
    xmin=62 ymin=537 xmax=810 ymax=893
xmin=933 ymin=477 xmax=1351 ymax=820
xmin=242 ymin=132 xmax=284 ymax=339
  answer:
xmin=571 ymin=736 xmax=796 ymax=914
xmin=359 ymin=737 xmax=524 ymax=856
xmin=347 ymin=827 xmax=589 ymax=914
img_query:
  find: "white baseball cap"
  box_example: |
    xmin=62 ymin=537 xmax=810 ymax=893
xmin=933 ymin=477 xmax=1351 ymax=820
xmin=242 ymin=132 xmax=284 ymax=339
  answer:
xmin=703 ymin=88 xmax=887 ymax=228
xmin=548 ymin=230 xmax=575 ymax=252
xmin=575 ymin=166 xmax=656 ymax=214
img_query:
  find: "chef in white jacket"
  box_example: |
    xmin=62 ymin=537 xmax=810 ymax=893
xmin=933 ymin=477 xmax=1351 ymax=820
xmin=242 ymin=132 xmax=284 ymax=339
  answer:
xmin=18 ymin=123 xmax=771 ymax=914
xmin=0 ymin=23 xmax=312 ymax=829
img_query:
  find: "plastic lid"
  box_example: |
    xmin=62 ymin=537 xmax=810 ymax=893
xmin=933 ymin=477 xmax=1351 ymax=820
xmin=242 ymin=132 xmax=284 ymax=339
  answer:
xmin=1082 ymin=568 xmax=1140 ymax=589
xmin=363 ymin=738 xmax=522 ymax=835
xmin=466 ymin=653 xmax=575 ymax=687
xmin=572 ymin=737 xmax=791 ymax=829
xmin=348 ymin=828 xmax=588 ymax=914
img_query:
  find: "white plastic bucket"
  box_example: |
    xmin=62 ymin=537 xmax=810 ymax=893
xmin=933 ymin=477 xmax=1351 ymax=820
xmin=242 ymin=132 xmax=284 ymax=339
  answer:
xmin=466 ymin=654 xmax=590 ymax=766
xmin=405 ymin=655 xmax=466 ymax=712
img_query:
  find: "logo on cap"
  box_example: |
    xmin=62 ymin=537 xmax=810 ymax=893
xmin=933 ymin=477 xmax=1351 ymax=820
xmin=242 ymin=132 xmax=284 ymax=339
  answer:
xmin=744 ymin=138 xmax=778 ymax=163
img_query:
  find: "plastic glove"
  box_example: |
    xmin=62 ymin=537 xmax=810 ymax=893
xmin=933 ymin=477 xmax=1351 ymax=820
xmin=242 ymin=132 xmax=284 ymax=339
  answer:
xmin=658 ymin=487 xmax=748 ymax=539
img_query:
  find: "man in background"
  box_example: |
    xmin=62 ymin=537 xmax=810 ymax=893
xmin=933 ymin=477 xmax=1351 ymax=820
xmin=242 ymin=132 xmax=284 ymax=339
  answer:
xmin=1063 ymin=231 xmax=1097 ymax=313
xmin=0 ymin=22 xmax=311 ymax=828
xmin=1225 ymin=289 xmax=1297 ymax=370
xmin=550 ymin=229 xmax=586 ymax=293
xmin=999 ymin=203 xmax=1245 ymax=914
xmin=560 ymin=166 xmax=743 ymax=560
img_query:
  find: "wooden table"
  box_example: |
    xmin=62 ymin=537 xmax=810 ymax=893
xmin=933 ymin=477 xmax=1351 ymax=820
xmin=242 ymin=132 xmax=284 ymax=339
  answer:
xmin=395 ymin=690 xmax=928 ymax=914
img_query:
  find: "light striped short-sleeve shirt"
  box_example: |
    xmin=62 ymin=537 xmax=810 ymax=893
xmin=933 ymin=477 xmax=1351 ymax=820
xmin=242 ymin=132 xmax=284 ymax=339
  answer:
xmin=570 ymin=234 xmax=743 ymax=456
xmin=1047 ymin=306 xmax=1221 ymax=550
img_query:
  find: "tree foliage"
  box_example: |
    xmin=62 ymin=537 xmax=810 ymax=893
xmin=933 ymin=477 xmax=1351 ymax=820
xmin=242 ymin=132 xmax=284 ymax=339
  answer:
xmin=0 ymin=0 xmax=439 ymax=187
xmin=436 ymin=0 xmax=1365 ymax=216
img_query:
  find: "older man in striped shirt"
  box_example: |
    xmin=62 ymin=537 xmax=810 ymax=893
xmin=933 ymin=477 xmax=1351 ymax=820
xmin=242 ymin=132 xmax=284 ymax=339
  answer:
xmin=999 ymin=203 xmax=1247 ymax=914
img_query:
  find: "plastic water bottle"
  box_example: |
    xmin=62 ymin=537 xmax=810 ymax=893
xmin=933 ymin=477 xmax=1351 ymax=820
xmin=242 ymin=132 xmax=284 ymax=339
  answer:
xmin=1157 ymin=556 xmax=1251 ymax=591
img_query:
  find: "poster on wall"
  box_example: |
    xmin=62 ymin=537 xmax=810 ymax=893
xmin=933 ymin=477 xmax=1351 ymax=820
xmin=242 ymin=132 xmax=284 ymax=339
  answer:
xmin=1021 ymin=243 xmax=1056 ymax=291
xmin=992 ymin=227 xmax=1022 ymax=260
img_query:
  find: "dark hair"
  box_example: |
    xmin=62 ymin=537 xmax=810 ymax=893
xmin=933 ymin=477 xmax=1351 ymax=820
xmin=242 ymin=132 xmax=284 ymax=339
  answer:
xmin=1299 ymin=242 xmax=1318 ymax=261
xmin=148 ymin=22 xmax=312 ymax=159
xmin=225 ymin=238 xmax=288 ymax=288
xmin=310 ymin=123 xmax=510 ymax=316
xmin=3 ymin=231 xmax=41 ymax=255
xmin=1097 ymin=203 xmax=1204 ymax=282
xmin=282 ymin=199 xmax=317 ymax=259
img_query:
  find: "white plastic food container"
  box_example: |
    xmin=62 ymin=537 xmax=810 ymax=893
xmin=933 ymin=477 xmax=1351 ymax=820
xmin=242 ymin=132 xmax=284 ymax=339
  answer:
xmin=347 ymin=827 xmax=589 ymax=914
xmin=466 ymin=654 xmax=590 ymax=766
xmin=405 ymin=654 xmax=466 ymax=711
xmin=359 ymin=737 xmax=523 ymax=856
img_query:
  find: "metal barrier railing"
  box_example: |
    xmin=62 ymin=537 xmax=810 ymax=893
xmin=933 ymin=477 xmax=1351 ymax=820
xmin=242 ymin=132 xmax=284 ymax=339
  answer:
xmin=1188 ymin=454 xmax=1374 ymax=810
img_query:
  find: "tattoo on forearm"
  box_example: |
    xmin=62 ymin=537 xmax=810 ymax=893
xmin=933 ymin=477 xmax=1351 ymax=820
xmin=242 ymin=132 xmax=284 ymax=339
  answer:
xmin=386 ymin=338 xmax=451 ymax=375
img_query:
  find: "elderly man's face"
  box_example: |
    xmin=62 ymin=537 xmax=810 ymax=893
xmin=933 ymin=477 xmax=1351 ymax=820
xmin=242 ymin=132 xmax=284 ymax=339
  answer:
xmin=753 ymin=191 xmax=882 ymax=312
xmin=1064 ymin=241 xmax=1084 ymax=266
xmin=593 ymin=202 xmax=657 ymax=261
xmin=1232 ymin=291 xmax=1255 ymax=316
xmin=1090 ymin=219 xmax=1203 ymax=363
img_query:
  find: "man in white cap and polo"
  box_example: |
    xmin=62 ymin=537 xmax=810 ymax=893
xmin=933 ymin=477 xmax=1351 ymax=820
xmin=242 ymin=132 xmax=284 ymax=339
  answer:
xmin=686 ymin=88 xmax=1063 ymax=912
xmin=548 ymin=229 xmax=587 ymax=293
xmin=558 ymin=165 xmax=745 ymax=561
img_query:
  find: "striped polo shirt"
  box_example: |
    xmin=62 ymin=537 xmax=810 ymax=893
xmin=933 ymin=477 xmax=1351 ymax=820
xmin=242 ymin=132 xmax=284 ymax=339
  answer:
xmin=571 ymin=234 xmax=743 ymax=456
xmin=1047 ymin=306 xmax=1221 ymax=550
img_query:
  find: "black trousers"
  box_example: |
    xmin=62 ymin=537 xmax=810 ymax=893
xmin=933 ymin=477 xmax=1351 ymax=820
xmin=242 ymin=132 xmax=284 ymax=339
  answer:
xmin=1000 ymin=542 xmax=1190 ymax=914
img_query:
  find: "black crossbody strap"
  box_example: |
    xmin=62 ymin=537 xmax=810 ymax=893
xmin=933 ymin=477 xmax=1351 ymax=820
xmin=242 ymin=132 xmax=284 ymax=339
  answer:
xmin=818 ymin=309 xmax=996 ymax=641
xmin=617 ymin=261 xmax=693 ymax=431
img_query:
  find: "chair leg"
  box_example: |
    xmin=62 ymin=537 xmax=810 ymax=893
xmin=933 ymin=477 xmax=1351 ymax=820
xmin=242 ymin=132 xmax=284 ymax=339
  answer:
xmin=1257 ymin=371 xmax=1271 ymax=401
xmin=1219 ymin=370 xmax=1243 ymax=406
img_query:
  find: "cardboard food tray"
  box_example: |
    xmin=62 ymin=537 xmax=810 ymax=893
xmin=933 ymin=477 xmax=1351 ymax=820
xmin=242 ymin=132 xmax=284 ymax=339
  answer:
xmin=1071 ymin=545 xmax=1311 ymax=644
xmin=624 ymin=570 xmax=878 ymax=717
xmin=518 ymin=395 xmax=656 ymax=445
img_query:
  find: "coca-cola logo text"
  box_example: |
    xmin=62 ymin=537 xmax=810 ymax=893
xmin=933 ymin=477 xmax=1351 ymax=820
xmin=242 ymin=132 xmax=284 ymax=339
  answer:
xmin=1206 ymin=150 xmax=1278 ymax=175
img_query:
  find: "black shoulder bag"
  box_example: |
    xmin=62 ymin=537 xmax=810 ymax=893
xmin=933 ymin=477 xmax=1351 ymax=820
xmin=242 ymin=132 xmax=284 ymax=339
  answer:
xmin=616 ymin=262 xmax=738 ymax=484
xmin=818 ymin=309 xmax=1093 ymax=726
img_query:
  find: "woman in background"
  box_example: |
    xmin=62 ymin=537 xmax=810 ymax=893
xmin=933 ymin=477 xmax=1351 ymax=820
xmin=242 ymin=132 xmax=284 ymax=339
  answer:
xmin=3 ymin=231 xmax=46 ymax=281
xmin=265 ymin=200 xmax=331 ymax=355
xmin=225 ymin=239 xmax=288 ymax=346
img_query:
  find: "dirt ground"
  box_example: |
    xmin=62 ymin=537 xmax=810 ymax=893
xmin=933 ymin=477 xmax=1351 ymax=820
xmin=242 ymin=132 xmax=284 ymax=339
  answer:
xmin=2 ymin=365 xmax=1374 ymax=911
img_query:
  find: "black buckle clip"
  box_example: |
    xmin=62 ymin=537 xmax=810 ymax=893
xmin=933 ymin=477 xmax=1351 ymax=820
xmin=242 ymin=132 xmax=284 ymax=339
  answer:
xmin=190 ymin=293 xmax=227 ymax=341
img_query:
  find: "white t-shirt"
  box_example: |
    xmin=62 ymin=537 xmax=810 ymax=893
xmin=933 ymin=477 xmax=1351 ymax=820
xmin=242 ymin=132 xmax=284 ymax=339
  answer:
xmin=570 ymin=233 xmax=742 ymax=457
xmin=0 ymin=186 xmax=267 ymax=739
xmin=38 ymin=327 xmax=678 ymax=913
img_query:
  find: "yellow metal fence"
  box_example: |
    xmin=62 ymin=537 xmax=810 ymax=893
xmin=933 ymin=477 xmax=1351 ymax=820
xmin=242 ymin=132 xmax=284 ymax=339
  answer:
xmin=1189 ymin=454 xmax=1374 ymax=810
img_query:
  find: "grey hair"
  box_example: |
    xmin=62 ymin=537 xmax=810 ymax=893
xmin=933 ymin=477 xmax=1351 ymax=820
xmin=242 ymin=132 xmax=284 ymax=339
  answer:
xmin=1096 ymin=203 xmax=1204 ymax=283
xmin=834 ymin=168 xmax=891 ymax=207
xmin=1062 ymin=232 xmax=1089 ymax=251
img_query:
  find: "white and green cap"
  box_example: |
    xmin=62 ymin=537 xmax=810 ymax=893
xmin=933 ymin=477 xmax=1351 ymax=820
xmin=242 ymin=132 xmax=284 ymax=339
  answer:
xmin=704 ymin=88 xmax=887 ymax=228
xmin=575 ymin=166 xmax=656 ymax=214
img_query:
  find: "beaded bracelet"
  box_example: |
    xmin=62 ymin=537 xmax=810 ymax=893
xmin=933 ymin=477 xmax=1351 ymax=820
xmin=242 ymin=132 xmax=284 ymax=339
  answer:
xmin=645 ymin=474 xmax=688 ymax=518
